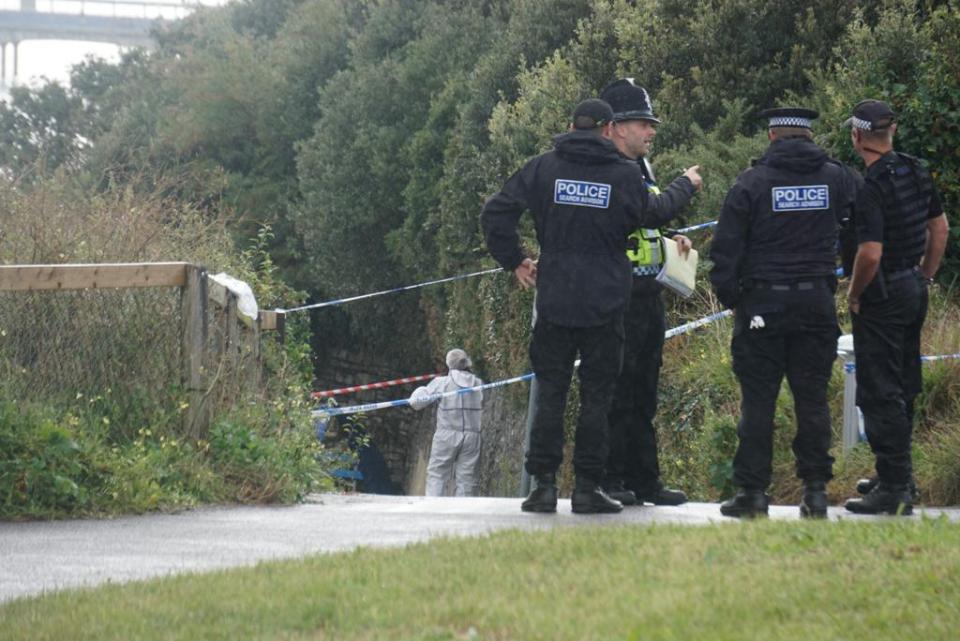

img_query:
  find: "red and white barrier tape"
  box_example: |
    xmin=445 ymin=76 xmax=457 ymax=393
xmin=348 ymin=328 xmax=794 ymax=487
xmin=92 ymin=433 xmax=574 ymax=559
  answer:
xmin=311 ymin=372 xmax=442 ymax=399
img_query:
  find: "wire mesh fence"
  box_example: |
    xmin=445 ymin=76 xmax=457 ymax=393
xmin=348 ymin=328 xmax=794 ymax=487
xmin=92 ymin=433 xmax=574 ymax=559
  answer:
xmin=0 ymin=286 xmax=183 ymax=437
xmin=0 ymin=264 xmax=270 ymax=441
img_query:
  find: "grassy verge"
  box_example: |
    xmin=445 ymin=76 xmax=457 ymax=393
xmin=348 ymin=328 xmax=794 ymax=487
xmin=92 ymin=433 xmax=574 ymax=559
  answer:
xmin=3 ymin=518 xmax=959 ymax=640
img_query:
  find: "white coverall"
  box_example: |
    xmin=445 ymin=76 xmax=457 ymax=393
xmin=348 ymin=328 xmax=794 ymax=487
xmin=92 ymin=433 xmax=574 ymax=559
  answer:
xmin=410 ymin=369 xmax=483 ymax=496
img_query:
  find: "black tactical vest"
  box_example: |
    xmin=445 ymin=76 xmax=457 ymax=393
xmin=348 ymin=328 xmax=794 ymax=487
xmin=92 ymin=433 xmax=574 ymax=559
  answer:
xmin=871 ymin=152 xmax=935 ymax=273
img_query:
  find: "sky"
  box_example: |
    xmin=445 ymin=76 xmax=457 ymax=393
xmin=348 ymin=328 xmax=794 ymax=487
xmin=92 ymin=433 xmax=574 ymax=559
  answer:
xmin=1 ymin=0 xmax=228 ymax=91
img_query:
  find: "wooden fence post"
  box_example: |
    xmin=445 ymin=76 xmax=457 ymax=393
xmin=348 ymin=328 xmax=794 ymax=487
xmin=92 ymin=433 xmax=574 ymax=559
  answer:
xmin=182 ymin=265 xmax=210 ymax=440
xmin=249 ymin=309 xmax=263 ymax=391
xmin=226 ymin=293 xmax=240 ymax=371
xmin=276 ymin=310 xmax=286 ymax=345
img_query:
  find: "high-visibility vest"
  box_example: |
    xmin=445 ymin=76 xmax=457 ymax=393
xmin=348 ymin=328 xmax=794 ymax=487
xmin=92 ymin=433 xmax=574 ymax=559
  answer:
xmin=626 ymin=182 xmax=663 ymax=271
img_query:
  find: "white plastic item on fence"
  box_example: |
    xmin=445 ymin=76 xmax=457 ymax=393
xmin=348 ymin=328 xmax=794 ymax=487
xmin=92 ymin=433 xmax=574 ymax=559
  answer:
xmin=208 ymin=273 xmax=259 ymax=326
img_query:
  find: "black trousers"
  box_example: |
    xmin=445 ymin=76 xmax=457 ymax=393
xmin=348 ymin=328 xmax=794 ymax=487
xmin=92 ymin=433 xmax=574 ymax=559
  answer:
xmin=852 ymin=272 xmax=928 ymax=485
xmin=731 ymin=286 xmax=839 ymax=490
xmin=525 ymin=316 xmax=624 ymax=483
xmin=605 ymin=287 xmax=664 ymax=493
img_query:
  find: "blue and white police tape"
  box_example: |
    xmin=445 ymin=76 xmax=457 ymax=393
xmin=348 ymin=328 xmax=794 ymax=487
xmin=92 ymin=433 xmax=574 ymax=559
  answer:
xmin=311 ymin=299 xmax=959 ymax=419
xmin=922 ymin=353 xmax=960 ymax=362
xmin=676 ymin=220 xmax=718 ymax=234
xmin=282 ymin=267 xmax=504 ymax=313
xmin=312 ymin=372 xmax=536 ymax=418
xmin=312 ymin=306 xmax=734 ymax=418
xmin=663 ymin=309 xmax=732 ymax=339
xmin=835 ymin=353 xmax=959 ymax=374
xmin=282 ymin=220 xmax=720 ymax=313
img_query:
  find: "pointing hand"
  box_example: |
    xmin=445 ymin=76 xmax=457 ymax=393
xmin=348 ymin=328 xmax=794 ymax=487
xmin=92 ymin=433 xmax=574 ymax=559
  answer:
xmin=684 ymin=165 xmax=703 ymax=191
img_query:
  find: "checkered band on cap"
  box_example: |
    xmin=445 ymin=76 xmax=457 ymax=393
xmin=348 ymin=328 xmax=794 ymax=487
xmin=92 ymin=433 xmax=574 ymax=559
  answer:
xmin=850 ymin=116 xmax=873 ymax=131
xmin=768 ymin=116 xmax=812 ymax=128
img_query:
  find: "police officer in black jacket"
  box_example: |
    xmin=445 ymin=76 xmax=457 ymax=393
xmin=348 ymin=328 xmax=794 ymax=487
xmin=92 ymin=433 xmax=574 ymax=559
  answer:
xmin=599 ymin=78 xmax=692 ymax=506
xmin=842 ymin=100 xmax=949 ymax=516
xmin=710 ymin=107 xmax=859 ymax=519
xmin=481 ymin=99 xmax=701 ymax=514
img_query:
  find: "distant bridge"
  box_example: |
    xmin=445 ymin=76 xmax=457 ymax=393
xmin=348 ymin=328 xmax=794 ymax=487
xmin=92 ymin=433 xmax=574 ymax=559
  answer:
xmin=0 ymin=0 xmax=199 ymax=85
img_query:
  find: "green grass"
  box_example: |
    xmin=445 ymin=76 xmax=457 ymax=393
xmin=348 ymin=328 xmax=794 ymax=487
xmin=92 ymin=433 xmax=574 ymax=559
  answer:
xmin=3 ymin=519 xmax=959 ymax=640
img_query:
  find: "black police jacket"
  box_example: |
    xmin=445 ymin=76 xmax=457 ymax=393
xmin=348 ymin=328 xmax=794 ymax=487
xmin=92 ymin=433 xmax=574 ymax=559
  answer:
xmin=481 ymin=130 xmax=695 ymax=327
xmin=709 ymin=136 xmax=859 ymax=309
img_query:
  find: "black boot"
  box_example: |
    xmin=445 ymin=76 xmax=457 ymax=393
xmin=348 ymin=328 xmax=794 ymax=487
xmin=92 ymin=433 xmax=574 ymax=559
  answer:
xmin=571 ymin=478 xmax=623 ymax=514
xmin=856 ymin=475 xmax=920 ymax=501
xmin=800 ymin=481 xmax=828 ymax=519
xmin=855 ymin=476 xmax=878 ymax=495
xmin=521 ymin=474 xmax=558 ymax=513
xmin=720 ymin=488 xmax=769 ymax=518
xmin=602 ymin=480 xmax=637 ymax=506
xmin=845 ymin=483 xmax=913 ymax=516
xmin=636 ymin=481 xmax=687 ymax=506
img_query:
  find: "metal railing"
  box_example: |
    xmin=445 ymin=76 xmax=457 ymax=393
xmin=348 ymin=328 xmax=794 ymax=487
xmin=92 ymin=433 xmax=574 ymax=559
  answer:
xmin=8 ymin=0 xmax=199 ymax=20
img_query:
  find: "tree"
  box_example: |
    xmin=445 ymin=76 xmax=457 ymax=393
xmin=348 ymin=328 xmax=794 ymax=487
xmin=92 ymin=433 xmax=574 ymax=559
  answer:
xmin=810 ymin=1 xmax=960 ymax=282
xmin=0 ymin=83 xmax=84 ymax=177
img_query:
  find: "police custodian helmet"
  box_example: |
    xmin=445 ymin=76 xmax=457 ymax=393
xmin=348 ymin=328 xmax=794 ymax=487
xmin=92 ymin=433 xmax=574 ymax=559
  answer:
xmin=600 ymin=78 xmax=661 ymax=124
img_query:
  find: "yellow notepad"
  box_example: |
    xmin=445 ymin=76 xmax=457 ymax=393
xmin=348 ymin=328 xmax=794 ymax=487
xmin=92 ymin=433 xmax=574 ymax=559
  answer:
xmin=655 ymin=236 xmax=698 ymax=298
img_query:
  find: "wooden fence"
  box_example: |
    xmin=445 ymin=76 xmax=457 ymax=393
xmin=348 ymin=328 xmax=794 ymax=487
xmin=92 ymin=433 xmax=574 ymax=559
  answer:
xmin=0 ymin=262 xmax=283 ymax=438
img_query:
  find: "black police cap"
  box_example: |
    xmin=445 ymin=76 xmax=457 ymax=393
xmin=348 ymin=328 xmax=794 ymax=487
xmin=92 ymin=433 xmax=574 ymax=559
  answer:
xmin=600 ymin=78 xmax=661 ymax=124
xmin=572 ymin=98 xmax=614 ymax=130
xmin=843 ymin=99 xmax=896 ymax=131
xmin=758 ymin=107 xmax=819 ymax=129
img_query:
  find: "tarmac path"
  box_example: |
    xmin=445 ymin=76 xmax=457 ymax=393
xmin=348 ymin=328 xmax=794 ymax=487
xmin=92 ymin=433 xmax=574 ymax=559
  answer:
xmin=2 ymin=493 xmax=958 ymax=603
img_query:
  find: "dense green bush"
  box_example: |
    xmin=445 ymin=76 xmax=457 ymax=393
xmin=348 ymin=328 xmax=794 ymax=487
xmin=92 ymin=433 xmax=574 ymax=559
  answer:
xmin=0 ymin=399 xmax=208 ymax=517
xmin=0 ymin=397 xmax=330 ymax=518
xmin=0 ymin=401 xmax=94 ymax=515
xmin=207 ymin=405 xmax=327 ymax=503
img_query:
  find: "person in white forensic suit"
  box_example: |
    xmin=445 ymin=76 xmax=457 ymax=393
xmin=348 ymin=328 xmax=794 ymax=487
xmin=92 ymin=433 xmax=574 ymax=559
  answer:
xmin=410 ymin=348 xmax=483 ymax=496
